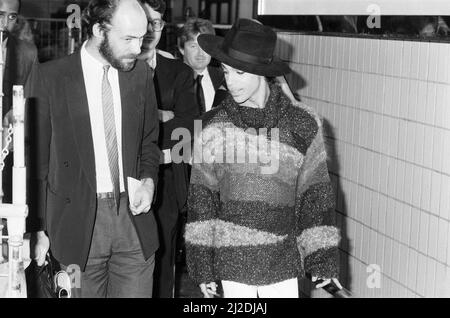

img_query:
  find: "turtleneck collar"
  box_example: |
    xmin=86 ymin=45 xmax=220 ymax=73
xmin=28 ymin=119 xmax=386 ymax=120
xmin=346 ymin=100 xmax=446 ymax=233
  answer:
xmin=222 ymin=83 xmax=290 ymax=130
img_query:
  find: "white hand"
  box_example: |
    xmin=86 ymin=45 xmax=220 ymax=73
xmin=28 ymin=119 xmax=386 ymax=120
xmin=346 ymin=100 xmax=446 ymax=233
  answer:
xmin=199 ymin=282 xmax=219 ymax=298
xmin=130 ymin=179 xmax=155 ymax=216
xmin=312 ymin=276 xmax=343 ymax=290
xmin=158 ymin=110 xmax=175 ymax=123
xmin=33 ymin=231 xmax=50 ymax=266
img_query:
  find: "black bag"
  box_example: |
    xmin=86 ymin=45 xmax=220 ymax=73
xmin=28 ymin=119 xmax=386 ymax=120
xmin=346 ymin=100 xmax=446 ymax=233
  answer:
xmin=25 ymin=253 xmax=60 ymax=298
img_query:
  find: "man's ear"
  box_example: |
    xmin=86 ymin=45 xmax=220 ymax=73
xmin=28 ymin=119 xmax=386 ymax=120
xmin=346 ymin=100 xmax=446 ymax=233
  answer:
xmin=92 ymin=23 xmax=105 ymax=39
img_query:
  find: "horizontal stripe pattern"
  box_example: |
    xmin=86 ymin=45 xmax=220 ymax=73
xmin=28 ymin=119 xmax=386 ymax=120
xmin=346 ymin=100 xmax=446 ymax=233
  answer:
xmin=198 ymin=122 xmax=304 ymax=176
xmin=304 ymin=246 xmax=339 ymax=279
xmin=186 ymin=236 xmax=302 ymax=285
xmin=190 ymin=162 xmax=220 ymax=191
xmin=220 ymin=173 xmax=297 ymax=207
xmin=186 ymin=86 xmax=338 ymax=284
xmin=185 ymin=219 xmax=288 ymax=248
xmin=187 ymin=184 xmax=220 ymax=221
xmin=220 ymin=200 xmax=296 ymax=235
xmin=296 ymin=152 xmax=329 ymax=196
xmin=297 ymin=225 xmax=340 ymax=257
xmin=296 ymin=182 xmax=335 ymax=231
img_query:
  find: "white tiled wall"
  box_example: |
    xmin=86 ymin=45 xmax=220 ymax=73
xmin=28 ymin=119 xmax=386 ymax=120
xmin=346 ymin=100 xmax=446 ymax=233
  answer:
xmin=276 ymin=33 xmax=450 ymax=297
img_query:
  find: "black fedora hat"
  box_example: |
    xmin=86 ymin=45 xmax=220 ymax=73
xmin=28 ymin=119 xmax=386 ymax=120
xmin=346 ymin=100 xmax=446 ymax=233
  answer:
xmin=198 ymin=19 xmax=290 ymax=77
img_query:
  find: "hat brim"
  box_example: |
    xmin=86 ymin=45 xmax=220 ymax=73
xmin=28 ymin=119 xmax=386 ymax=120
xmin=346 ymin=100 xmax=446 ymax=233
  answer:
xmin=198 ymin=34 xmax=291 ymax=77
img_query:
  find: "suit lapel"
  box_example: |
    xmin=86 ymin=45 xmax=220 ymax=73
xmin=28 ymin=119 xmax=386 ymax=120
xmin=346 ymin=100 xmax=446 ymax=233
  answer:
xmin=64 ymin=52 xmax=96 ymax=191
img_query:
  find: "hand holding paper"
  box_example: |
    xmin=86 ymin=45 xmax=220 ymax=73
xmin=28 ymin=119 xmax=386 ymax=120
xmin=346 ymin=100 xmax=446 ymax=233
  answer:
xmin=128 ymin=177 xmax=155 ymax=216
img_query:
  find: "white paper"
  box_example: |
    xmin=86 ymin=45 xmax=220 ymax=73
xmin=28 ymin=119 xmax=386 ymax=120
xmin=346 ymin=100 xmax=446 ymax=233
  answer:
xmin=127 ymin=177 xmax=142 ymax=207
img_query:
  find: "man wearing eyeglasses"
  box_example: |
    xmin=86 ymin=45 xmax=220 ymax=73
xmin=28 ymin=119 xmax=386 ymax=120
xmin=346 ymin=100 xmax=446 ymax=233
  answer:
xmin=0 ymin=0 xmax=37 ymax=204
xmin=137 ymin=0 xmax=199 ymax=298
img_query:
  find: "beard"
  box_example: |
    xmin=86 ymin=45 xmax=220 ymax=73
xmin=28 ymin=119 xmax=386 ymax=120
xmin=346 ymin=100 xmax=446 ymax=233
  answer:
xmin=99 ymin=32 xmax=136 ymax=72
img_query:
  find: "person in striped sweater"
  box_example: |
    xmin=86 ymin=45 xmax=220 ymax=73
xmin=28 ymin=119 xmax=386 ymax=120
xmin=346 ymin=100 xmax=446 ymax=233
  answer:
xmin=185 ymin=18 xmax=341 ymax=298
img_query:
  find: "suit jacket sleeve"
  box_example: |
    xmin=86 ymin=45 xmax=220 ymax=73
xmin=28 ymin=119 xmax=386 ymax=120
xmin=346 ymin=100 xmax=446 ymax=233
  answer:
xmin=25 ymin=63 xmax=51 ymax=233
xmin=139 ymin=65 xmax=161 ymax=185
xmin=163 ymin=65 xmax=199 ymax=149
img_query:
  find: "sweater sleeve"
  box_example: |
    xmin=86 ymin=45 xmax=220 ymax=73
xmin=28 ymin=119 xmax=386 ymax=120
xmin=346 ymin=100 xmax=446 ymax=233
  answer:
xmin=295 ymin=118 xmax=340 ymax=279
xmin=184 ymin=128 xmax=221 ymax=284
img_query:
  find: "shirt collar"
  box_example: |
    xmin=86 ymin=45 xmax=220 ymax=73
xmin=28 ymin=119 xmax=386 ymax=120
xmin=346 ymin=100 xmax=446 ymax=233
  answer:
xmin=196 ymin=67 xmax=209 ymax=78
xmin=81 ymin=41 xmax=113 ymax=71
xmin=2 ymin=37 xmax=8 ymax=50
xmin=149 ymin=52 xmax=157 ymax=69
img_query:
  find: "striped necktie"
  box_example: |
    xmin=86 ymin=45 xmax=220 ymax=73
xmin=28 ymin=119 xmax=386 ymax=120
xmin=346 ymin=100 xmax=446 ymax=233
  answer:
xmin=102 ymin=65 xmax=120 ymax=211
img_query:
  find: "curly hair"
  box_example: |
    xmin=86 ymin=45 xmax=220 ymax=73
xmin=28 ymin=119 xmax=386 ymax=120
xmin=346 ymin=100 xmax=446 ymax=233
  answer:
xmin=82 ymin=0 xmax=120 ymax=37
xmin=178 ymin=18 xmax=215 ymax=49
xmin=139 ymin=0 xmax=166 ymax=15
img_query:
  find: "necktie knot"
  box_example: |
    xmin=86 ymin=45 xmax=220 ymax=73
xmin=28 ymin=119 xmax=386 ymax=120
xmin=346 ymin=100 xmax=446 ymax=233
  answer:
xmin=103 ymin=65 xmax=110 ymax=74
xmin=197 ymin=74 xmax=203 ymax=83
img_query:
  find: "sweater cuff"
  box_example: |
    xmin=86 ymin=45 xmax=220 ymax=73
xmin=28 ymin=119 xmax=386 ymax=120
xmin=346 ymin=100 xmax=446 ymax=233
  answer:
xmin=186 ymin=244 xmax=216 ymax=284
xmin=304 ymin=246 xmax=339 ymax=279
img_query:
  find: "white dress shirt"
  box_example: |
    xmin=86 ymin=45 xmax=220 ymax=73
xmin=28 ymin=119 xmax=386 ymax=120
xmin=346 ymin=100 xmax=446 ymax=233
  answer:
xmin=80 ymin=42 xmax=125 ymax=193
xmin=197 ymin=67 xmax=215 ymax=113
xmin=1 ymin=37 xmax=8 ymax=78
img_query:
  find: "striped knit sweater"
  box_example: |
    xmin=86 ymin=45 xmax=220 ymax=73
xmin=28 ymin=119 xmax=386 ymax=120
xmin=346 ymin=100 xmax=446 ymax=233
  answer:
xmin=185 ymin=83 xmax=340 ymax=286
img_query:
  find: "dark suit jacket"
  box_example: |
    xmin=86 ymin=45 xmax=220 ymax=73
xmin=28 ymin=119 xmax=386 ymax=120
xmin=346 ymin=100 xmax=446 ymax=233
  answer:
xmin=3 ymin=36 xmax=38 ymax=116
xmin=153 ymin=54 xmax=198 ymax=211
xmin=154 ymin=54 xmax=198 ymax=150
xmin=208 ymin=65 xmax=227 ymax=109
xmin=25 ymin=52 xmax=161 ymax=270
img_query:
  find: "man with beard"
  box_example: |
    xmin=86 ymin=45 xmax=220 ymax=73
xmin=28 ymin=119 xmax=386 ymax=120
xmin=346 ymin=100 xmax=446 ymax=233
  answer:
xmin=29 ymin=0 xmax=161 ymax=298
xmin=137 ymin=0 xmax=198 ymax=298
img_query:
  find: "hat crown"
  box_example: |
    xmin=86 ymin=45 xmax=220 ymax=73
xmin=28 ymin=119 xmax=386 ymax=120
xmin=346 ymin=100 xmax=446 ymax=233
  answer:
xmin=197 ymin=18 xmax=290 ymax=77
xmin=222 ymin=19 xmax=277 ymax=64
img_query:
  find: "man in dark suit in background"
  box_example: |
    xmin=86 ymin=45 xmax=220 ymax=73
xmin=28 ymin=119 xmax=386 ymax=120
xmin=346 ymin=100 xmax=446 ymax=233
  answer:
xmin=137 ymin=0 xmax=198 ymax=298
xmin=1 ymin=0 xmax=38 ymax=203
xmin=29 ymin=0 xmax=161 ymax=298
xmin=177 ymin=18 xmax=226 ymax=116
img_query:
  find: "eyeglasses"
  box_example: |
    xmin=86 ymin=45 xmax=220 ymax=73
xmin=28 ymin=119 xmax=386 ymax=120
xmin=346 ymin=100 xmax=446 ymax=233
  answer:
xmin=0 ymin=11 xmax=18 ymax=22
xmin=148 ymin=19 xmax=165 ymax=32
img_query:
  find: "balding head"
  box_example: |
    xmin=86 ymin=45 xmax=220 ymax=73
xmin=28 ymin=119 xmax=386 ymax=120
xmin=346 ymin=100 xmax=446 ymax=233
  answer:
xmin=111 ymin=0 xmax=147 ymax=37
xmin=84 ymin=0 xmax=147 ymax=71
xmin=82 ymin=0 xmax=147 ymax=38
